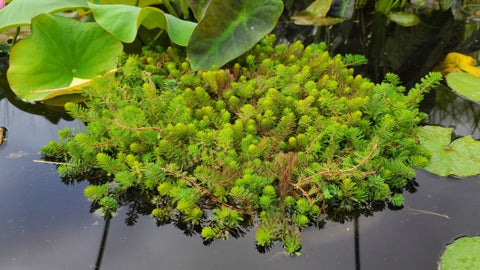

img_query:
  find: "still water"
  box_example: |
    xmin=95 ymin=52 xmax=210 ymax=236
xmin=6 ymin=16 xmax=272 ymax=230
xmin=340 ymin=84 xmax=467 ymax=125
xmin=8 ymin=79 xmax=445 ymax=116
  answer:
xmin=1 ymin=8 xmax=480 ymax=268
xmin=1 ymin=60 xmax=480 ymax=270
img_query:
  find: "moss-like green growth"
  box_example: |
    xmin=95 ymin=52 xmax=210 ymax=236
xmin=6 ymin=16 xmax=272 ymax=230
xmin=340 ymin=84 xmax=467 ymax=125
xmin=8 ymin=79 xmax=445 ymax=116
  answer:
xmin=41 ymin=35 xmax=441 ymax=254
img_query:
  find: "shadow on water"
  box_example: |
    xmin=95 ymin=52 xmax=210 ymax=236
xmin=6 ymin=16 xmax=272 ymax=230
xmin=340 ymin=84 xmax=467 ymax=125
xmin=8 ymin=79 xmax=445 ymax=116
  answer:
xmin=1 ymin=4 xmax=480 ymax=270
xmin=94 ymin=218 xmax=110 ymax=270
xmin=0 ymin=57 xmax=74 ymax=124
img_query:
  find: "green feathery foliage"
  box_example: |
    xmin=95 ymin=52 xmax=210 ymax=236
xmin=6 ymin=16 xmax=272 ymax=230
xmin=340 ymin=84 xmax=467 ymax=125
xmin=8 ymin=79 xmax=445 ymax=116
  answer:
xmin=41 ymin=35 xmax=442 ymax=255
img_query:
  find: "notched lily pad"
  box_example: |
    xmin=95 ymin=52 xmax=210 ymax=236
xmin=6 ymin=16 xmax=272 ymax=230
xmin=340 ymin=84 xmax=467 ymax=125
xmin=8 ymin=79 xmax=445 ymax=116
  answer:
xmin=440 ymin=236 xmax=480 ymax=270
xmin=418 ymin=126 xmax=480 ymax=177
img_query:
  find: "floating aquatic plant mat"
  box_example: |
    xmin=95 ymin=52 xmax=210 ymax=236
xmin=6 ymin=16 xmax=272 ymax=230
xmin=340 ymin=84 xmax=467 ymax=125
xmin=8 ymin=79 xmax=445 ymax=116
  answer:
xmin=41 ymin=35 xmax=442 ymax=254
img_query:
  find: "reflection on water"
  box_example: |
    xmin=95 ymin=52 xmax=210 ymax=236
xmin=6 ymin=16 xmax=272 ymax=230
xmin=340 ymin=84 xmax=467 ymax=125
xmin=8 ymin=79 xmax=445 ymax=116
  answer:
xmin=424 ymin=84 xmax=480 ymax=139
xmin=1 ymin=68 xmax=480 ymax=270
xmin=1 ymin=7 xmax=480 ymax=270
xmin=0 ymin=99 xmax=101 ymax=269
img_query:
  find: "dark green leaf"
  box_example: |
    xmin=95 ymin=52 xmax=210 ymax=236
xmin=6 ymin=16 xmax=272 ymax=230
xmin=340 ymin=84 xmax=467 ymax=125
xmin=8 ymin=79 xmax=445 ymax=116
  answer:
xmin=187 ymin=0 xmax=210 ymax=20
xmin=187 ymin=0 xmax=283 ymax=70
xmin=328 ymin=0 xmax=355 ymax=19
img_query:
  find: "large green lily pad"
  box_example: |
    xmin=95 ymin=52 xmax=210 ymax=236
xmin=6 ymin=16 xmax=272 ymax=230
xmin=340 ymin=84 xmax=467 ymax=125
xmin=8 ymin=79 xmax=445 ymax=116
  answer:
xmin=0 ymin=0 xmax=89 ymax=32
xmin=441 ymin=236 xmax=480 ymax=270
xmin=89 ymin=3 xmax=196 ymax=45
xmin=446 ymin=72 xmax=480 ymax=103
xmin=418 ymin=126 xmax=480 ymax=177
xmin=7 ymin=14 xmax=122 ymax=101
xmin=187 ymin=0 xmax=283 ymax=70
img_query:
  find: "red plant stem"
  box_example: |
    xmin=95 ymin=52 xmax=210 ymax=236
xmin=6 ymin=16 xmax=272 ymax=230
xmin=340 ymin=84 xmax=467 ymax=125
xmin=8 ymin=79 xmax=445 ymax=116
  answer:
xmin=289 ymin=182 xmax=313 ymax=202
xmin=91 ymin=140 xmax=113 ymax=147
xmin=163 ymin=169 xmax=245 ymax=212
xmin=405 ymin=78 xmax=437 ymax=106
xmin=115 ymin=118 xmax=166 ymax=136
xmin=298 ymin=140 xmax=379 ymax=185
xmin=305 ymin=131 xmax=323 ymax=158
xmin=143 ymin=70 xmax=155 ymax=88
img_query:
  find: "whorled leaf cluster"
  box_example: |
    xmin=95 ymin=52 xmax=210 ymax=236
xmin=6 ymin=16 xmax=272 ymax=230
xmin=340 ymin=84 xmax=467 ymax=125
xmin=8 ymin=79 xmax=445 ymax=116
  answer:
xmin=41 ymin=35 xmax=442 ymax=254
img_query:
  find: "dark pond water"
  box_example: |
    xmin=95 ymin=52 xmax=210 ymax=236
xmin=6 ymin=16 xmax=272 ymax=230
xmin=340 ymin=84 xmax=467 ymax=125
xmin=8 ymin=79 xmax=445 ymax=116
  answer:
xmin=1 ymin=9 xmax=480 ymax=269
xmin=1 ymin=93 xmax=480 ymax=270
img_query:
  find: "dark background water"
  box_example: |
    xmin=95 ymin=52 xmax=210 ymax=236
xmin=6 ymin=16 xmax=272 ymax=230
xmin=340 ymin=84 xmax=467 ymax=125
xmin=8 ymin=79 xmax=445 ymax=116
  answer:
xmin=1 ymin=6 xmax=480 ymax=269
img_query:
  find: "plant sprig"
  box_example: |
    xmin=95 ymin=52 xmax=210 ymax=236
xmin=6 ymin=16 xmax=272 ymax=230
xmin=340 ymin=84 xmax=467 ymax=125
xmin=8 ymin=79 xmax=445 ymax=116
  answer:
xmin=41 ymin=35 xmax=441 ymax=254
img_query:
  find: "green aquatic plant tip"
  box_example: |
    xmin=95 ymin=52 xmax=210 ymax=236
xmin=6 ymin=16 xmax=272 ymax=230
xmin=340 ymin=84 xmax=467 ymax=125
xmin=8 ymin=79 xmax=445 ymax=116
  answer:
xmin=41 ymin=35 xmax=441 ymax=254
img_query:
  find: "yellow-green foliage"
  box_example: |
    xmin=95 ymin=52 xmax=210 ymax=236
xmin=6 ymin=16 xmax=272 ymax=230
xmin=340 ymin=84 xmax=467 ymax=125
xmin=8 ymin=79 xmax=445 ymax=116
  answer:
xmin=41 ymin=35 xmax=442 ymax=254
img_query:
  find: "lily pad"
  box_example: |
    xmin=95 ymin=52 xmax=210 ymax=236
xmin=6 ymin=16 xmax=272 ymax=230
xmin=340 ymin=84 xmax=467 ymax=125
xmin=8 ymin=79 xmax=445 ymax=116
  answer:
xmin=388 ymin=11 xmax=420 ymax=27
xmin=0 ymin=0 xmax=89 ymax=32
xmin=440 ymin=236 xmax=480 ymax=270
xmin=446 ymin=73 xmax=480 ymax=103
xmin=89 ymin=3 xmax=197 ymax=45
xmin=187 ymin=0 xmax=283 ymax=70
xmin=7 ymin=14 xmax=123 ymax=101
xmin=418 ymin=125 xmax=480 ymax=177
